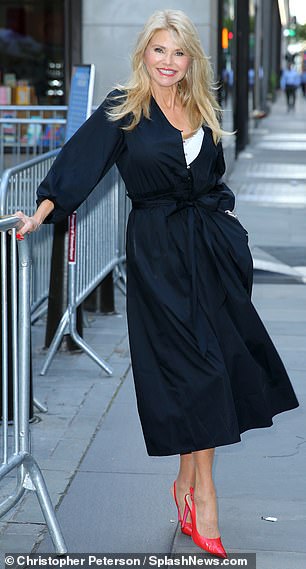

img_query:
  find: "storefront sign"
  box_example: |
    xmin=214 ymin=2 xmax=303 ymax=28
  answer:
xmin=65 ymin=64 xmax=95 ymax=142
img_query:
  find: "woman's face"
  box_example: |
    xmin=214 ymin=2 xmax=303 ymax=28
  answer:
xmin=143 ymin=29 xmax=191 ymax=90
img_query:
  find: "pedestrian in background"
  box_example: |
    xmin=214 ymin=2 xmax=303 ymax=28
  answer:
xmin=248 ymin=67 xmax=255 ymax=109
xmin=14 ymin=10 xmax=299 ymax=559
xmin=281 ymin=62 xmax=300 ymax=110
xmin=300 ymin=63 xmax=306 ymax=98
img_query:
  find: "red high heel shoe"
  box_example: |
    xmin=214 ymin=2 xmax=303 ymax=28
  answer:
xmin=184 ymin=487 xmax=227 ymax=558
xmin=172 ymin=480 xmax=193 ymax=536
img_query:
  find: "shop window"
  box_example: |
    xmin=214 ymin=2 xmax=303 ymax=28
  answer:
xmin=0 ymin=0 xmax=65 ymax=105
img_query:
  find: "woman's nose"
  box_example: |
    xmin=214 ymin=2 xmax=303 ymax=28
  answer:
xmin=162 ymin=51 xmax=174 ymax=66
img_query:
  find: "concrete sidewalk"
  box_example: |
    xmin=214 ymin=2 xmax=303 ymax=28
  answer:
xmin=0 ymin=92 xmax=305 ymax=568
xmin=172 ymin=92 xmax=306 ymax=568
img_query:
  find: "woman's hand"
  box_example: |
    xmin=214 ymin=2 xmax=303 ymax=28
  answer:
xmin=225 ymin=209 xmax=238 ymax=219
xmin=13 ymin=199 xmax=55 ymax=239
xmin=14 ymin=211 xmax=41 ymax=239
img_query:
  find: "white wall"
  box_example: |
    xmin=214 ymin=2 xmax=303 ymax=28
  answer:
xmin=82 ymin=0 xmax=218 ymax=104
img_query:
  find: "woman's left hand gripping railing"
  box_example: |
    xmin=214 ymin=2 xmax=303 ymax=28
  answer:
xmin=0 ymin=215 xmax=67 ymax=555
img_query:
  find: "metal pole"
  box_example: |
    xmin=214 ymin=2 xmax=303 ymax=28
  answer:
xmin=18 ymin=236 xmax=67 ymax=554
xmin=0 ymin=217 xmax=67 ymax=553
xmin=18 ymin=236 xmax=32 ymax=456
xmin=24 ymin=453 xmax=68 ymax=555
xmin=11 ymin=230 xmax=20 ymax=453
xmin=271 ymin=0 xmax=282 ymax=96
xmin=45 ymin=220 xmax=83 ymax=351
xmin=234 ymin=0 xmax=250 ymax=153
xmin=254 ymin=0 xmax=263 ymax=110
xmin=40 ymin=312 xmax=69 ymax=376
xmin=1 ymin=231 xmax=9 ymax=464
xmin=217 ymin=0 xmax=224 ymax=109
xmin=262 ymin=0 xmax=273 ymax=110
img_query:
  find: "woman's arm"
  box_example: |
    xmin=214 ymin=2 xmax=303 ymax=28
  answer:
xmin=14 ymin=89 xmax=125 ymax=232
xmin=14 ymin=199 xmax=55 ymax=237
xmin=35 ymin=89 xmax=125 ymax=224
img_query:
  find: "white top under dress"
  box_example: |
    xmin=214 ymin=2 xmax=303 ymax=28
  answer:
xmin=182 ymin=127 xmax=204 ymax=167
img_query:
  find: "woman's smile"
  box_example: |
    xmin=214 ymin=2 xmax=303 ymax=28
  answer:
xmin=157 ymin=68 xmax=178 ymax=77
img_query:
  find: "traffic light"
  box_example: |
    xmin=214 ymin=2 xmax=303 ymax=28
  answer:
xmin=222 ymin=28 xmax=234 ymax=49
xmin=222 ymin=28 xmax=229 ymax=49
xmin=283 ymin=28 xmax=296 ymax=37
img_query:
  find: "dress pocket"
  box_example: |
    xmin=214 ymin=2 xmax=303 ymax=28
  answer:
xmin=219 ymin=209 xmax=249 ymax=238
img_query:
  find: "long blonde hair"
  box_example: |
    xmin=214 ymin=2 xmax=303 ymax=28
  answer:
xmin=107 ymin=9 xmax=226 ymax=144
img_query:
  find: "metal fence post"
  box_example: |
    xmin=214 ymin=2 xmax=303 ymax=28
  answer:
xmin=0 ymin=215 xmax=67 ymax=554
xmin=0 ymin=234 xmax=34 ymax=422
xmin=44 ymin=219 xmax=83 ymax=350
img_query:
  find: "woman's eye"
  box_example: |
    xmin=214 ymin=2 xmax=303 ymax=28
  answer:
xmin=153 ymin=47 xmax=184 ymax=56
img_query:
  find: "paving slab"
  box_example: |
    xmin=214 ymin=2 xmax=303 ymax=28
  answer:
xmin=35 ymin=372 xmax=177 ymax=554
xmin=36 ymin=471 xmax=176 ymax=554
xmin=0 ymin=290 xmax=131 ymax=555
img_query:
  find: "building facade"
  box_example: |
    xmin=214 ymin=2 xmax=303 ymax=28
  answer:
xmin=0 ymin=0 xmax=287 ymax=158
xmin=82 ymin=0 xmax=218 ymax=104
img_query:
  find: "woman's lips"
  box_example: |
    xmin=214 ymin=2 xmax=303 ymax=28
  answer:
xmin=157 ymin=68 xmax=177 ymax=76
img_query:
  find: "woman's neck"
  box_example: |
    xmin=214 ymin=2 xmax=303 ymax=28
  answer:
xmin=150 ymin=84 xmax=180 ymax=110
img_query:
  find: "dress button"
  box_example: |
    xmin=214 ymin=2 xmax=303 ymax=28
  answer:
xmin=187 ymin=165 xmax=191 ymax=169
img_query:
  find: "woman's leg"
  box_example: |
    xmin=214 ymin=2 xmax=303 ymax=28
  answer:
xmin=192 ymin=448 xmax=220 ymax=538
xmin=172 ymin=453 xmax=195 ymax=521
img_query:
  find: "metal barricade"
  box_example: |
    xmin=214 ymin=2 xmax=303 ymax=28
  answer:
xmin=0 ymin=148 xmax=131 ymax=378
xmin=40 ymin=167 xmax=131 ymax=376
xmin=114 ymin=175 xmax=131 ymax=293
xmin=0 ymin=105 xmax=67 ymax=173
xmin=0 ymin=150 xmax=59 ymax=322
xmin=0 ymin=215 xmax=67 ymax=554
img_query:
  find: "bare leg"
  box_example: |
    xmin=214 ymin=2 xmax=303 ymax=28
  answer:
xmin=192 ymin=448 xmax=220 ymax=538
xmin=171 ymin=453 xmax=195 ymax=523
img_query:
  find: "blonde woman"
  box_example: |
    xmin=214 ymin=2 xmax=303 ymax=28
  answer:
xmin=15 ymin=10 xmax=299 ymax=558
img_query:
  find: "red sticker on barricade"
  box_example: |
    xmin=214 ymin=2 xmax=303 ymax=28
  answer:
xmin=68 ymin=212 xmax=77 ymax=263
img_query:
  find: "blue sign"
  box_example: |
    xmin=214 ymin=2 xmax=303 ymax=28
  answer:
xmin=65 ymin=64 xmax=95 ymax=142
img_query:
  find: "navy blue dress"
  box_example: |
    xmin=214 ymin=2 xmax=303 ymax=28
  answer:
xmin=37 ymin=90 xmax=299 ymax=456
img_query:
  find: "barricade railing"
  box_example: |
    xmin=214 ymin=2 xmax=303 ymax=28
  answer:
xmin=0 ymin=136 xmax=131 ymax=377
xmin=0 ymin=215 xmax=67 ymax=553
xmin=40 ymin=167 xmax=131 ymax=376
xmin=0 ymin=105 xmax=67 ymax=173
xmin=0 ymin=150 xmax=59 ymax=323
xmin=114 ymin=175 xmax=130 ymax=293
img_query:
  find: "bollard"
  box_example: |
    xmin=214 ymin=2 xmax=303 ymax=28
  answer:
xmin=84 ymin=271 xmax=115 ymax=314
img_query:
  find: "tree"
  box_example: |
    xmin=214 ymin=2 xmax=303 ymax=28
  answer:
xmin=296 ymin=24 xmax=306 ymax=41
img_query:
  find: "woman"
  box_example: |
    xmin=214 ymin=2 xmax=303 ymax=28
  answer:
xmin=15 ymin=10 xmax=299 ymax=559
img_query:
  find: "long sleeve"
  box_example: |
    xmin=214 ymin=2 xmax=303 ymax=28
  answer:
xmin=36 ymin=90 xmax=125 ymax=223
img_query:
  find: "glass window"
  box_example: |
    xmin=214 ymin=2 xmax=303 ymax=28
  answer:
xmin=0 ymin=0 xmax=65 ymax=105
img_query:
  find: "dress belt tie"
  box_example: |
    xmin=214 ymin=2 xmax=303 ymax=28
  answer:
xmin=131 ymin=193 xmax=227 ymax=355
